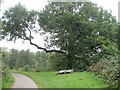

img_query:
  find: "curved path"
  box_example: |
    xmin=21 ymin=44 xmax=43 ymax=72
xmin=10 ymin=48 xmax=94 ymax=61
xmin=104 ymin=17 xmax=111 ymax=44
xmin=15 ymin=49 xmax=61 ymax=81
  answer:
xmin=12 ymin=73 xmax=38 ymax=88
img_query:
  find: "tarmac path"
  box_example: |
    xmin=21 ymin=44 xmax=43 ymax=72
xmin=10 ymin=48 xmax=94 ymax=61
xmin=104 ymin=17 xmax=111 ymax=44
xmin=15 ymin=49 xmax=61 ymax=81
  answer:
xmin=12 ymin=73 xmax=38 ymax=88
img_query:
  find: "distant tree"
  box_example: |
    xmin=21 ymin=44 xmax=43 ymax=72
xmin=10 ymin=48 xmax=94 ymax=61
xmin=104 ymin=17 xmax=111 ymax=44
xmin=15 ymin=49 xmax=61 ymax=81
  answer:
xmin=35 ymin=51 xmax=49 ymax=72
xmin=19 ymin=49 xmax=34 ymax=69
xmin=0 ymin=47 xmax=10 ymax=67
xmin=9 ymin=49 xmax=20 ymax=69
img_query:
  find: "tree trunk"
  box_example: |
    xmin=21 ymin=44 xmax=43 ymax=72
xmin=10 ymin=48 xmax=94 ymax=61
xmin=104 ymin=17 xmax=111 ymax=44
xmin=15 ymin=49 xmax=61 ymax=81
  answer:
xmin=66 ymin=54 xmax=73 ymax=69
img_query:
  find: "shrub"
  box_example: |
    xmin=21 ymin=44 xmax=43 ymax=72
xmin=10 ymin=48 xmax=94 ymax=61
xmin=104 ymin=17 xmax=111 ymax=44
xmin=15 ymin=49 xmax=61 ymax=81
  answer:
xmin=35 ymin=66 xmax=48 ymax=72
xmin=2 ymin=62 xmax=9 ymax=78
xmin=2 ymin=62 xmax=14 ymax=88
xmin=22 ymin=65 xmax=31 ymax=72
xmin=89 ymin=55 xmax=119 ymax=88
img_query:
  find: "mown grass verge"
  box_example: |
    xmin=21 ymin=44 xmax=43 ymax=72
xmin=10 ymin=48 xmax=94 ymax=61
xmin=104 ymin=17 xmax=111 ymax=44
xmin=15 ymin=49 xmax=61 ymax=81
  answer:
xmin=11 ymin=70 xmax=108 ymax=88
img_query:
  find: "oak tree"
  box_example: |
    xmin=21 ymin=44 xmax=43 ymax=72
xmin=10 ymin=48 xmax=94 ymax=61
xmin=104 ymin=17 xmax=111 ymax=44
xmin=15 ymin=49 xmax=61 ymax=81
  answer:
xmin=1 ymin=2 xmax=117 ymax=69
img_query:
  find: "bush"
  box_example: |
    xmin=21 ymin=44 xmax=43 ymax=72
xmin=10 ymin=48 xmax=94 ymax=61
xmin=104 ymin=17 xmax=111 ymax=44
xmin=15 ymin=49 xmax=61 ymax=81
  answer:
xmin=2 ymin=63 xmax=9 ymax=78
xmin=2 ymin=62 xmax=14 ymax=88
xmin=22 ymin=65 xmax=31 ymax=72
xmin=2 ymin=72 xmax=14 ymax=88
xmin=89 ymin=55 xmax=119 ymax=88
xmin=35 ymin=66 xmax=49 ymax=72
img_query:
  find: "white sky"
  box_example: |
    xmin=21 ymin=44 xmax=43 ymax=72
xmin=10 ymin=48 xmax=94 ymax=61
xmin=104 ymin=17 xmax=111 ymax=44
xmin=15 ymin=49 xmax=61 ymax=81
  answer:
xmin=0 ymin=0 xmax=119 ymax=52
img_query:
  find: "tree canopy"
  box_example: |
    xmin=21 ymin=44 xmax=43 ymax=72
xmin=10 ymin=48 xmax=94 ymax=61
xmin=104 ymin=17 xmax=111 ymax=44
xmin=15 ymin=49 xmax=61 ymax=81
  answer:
xmin=38 ymin=2 xmax=117 ymax=68
xmin=1 ymin=2 xmax=118 ymax=69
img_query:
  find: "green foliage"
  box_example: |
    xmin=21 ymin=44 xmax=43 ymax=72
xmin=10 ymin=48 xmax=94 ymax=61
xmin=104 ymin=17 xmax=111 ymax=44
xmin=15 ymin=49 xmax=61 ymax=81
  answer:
xmin=22 ymin=65 xmax=31 ymax=72
xmin=48 ymin=53 xmax=67 ymax=71
xmin=0 ymin=47 xmax=10 ymax=79
xmin=0 ymin=19 xmax=2 ymax=40
xmin=8 ymin=49 xmax=20 ymax=69
xmin=2 ymin=62 xmax=9 ymax=77
xmin=1 ymin=48 xmax=14 ymax=88
xmin=1 ymin=47 xmax=50 ymax=72
xmin=11 ymin=71 xmax=108 ymax=88
xmin=73 ymin=59 xmax=87 ymax=71
xmin=0 ymin=60 xmax=1 ymax=89
xmin=35 ymin=51 xmax=49 ymax=72
xmin=2 ymin=72 xmax=14 ymax=88
xmin=118 ymin=25 xmax=120 ymax=50
xmin=1 ymin=2 xmax=118 ymax=71
xmin=2 ymin=3 xmax=38 ymax=41
xmin=1 ymin=2 xmax=118 ymax=88
xmin=18 ymin=49 xmax=34 ymax=69
xmin=38 ymin=2 xmax=117 ymax=69
xmin=89 ymin=55 xmax=119 ymax=88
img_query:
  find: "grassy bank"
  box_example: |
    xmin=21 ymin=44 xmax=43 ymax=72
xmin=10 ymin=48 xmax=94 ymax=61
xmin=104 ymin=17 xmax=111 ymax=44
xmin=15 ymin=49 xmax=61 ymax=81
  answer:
xmin=2 ymin=73 xmax=14 ymax=88
xmin=11 ymin=70 xmax=108 ymax=88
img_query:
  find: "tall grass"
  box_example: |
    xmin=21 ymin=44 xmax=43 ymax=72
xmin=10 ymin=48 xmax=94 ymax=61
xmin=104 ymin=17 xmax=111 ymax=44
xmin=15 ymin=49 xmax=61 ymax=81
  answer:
xmin=2 ymin=73 xmax=14 ymax=88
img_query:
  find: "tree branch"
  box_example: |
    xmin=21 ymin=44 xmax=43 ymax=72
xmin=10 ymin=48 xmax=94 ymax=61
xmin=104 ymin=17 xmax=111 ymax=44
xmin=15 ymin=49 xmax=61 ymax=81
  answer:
xmin=26 ymin=28 xmax=66 ymax=54
xmin=30 ymin=41 xmax=66 ymax=54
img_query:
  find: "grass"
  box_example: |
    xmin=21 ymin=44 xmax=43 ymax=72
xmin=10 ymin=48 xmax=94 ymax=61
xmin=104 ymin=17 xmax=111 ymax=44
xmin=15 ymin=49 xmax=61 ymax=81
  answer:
xmin=11 ymin=70 xmax=108 ymax=88
xmin=2 ymin=73 xmax=14 ymax=88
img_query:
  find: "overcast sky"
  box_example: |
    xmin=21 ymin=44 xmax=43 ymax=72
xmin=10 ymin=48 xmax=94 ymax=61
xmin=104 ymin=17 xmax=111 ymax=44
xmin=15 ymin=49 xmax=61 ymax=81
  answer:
xmin=0 ymin=0 xmax=119 ymax=52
